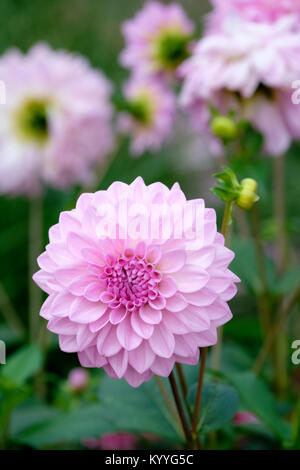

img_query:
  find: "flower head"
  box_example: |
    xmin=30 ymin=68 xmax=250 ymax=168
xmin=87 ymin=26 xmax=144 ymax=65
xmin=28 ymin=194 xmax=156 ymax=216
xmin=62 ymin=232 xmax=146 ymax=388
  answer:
xmin=118 ymin=77 xmax=176 ymax=155
xmin=33 ymin=177 xmax=239 ymax=387
xmin=208 ymin=0 xmax=300 ymax=32
xmin=179 ymin=16 xmax=300 ymax=155
xmin=0 ymin=43 xmax=114 ymax=196
xmin=120 ymin=1 xmax=194 ymax=79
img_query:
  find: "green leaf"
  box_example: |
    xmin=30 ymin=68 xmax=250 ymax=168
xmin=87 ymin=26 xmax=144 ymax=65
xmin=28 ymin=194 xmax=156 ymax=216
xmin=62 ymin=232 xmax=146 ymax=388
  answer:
xmin=188 ymin=381 xmax=239 ymax=434
xmin=99 ymin=375 xmax=181 ymax=442
xmin=229 ymin=372 xmax=293 ymax=443
xmin=1 ymin=343 xmax=43 ymax=386
xmin=14 ymin=403 xmax=113 ymax=448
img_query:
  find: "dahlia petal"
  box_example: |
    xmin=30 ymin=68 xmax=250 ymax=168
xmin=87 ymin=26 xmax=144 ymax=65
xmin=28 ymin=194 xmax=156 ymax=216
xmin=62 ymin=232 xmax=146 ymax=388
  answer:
xmin=40 ymin=294 xmax=56 ymax=320
xmin=108 ymin=349 xmax=129 ymax=378
xmin=78 ymin=346 xmax=107 ymax=368
xmin=109 ymin=306 xmax=127 ymax=325
xmin=50 ymin=292 xmax=75 ymax=318
xmin=177 ymin=305 xmax=210 ymax=332
xmin=37 ymin=252 xmax=57 ymax=272
xmin=47 ymin=317 xmax=78 ymax=335
xmin=68 ymin=275 xmax=98 ymax=296
xmin=81 ymin=247 xmax=105 ymax=266
xmin=84 ymin=282 xmax=103 ymax=301
xmin=165 ymin=293 xmax=187 ymax=312
xmin=122 ymin=366 xmax=152 ymax=388
xmin=76 ymin=325 xmax=95 ymax=350
xmin=54 ymin=266 xmax=86 ymax=288
xmin=171 ymin=265 xmax=209 ymax=293
xmin=33 ymin=270 xmax=60 ymax=295
xmin=59 ymin=212 xmax=81 ymax=238
xmin=89 ymin=310 xmax=110 ymax=332
xmin=116 ymin=316 xmax=143 ymax=351
xmin=195 ymin=328 xmax=218 ymax=347
xmin=146 ymin=245 xmax=162 ymax=264
xmin=59 ymin=334 xmax=78 ymax=353
xmin=174 ymin=335 xmax=198 ymax=357
xmin=149 ymin=295 xmax=166 ymax=310
xmin=70 ymin=297 xmax=107 ymax=323
xmin=128 ymin=341 xmax=155 ymax=374
xmin=150 ymin=356 xmax=174 ymax=377
xmin=139 ymin=304 xmax=162 ymax=324
xmin=220 ymin=284 xmax=238 ymax=301
xmin=149 ymin=323 xmax=175 ymax=358
xmin=97 ymin=324 xmax=122 ymax=357
xmin=135 ymin=241 xmax=146 ymax=259
xmin=46 ymin=243 xmax=75 ymax=265
xmin=157 ymin=250 xmax=186 ymax=273
xmin=66 ymin=232 xmax=97 ymax=259
xmin=162 ymin=311 xmax=189 ymax=334
xmin=183 ymin=288 xmax=217 ymax=307
xmin=158 ymin=276 xmax=177 ymax=298
xmin=131 ymin=310 xmax=154 ymax=339
xmin=186 ymin=246 xmax=215 ymax=269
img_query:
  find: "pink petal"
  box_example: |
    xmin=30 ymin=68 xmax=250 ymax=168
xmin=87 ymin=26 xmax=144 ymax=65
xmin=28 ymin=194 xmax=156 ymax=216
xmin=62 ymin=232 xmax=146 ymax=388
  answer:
xmin=88 ymin=310 xmax=110 ymax=332
xmin=150 ymin=356 xmax=174 ymax=377
xmin=122 ymin=366 xmax=152 ymax=388
xmin=162 ymin=311 xmax=189 ymax=334
xmin=76 ymin=325 xmax=95 ymax=350
xmin=131 ymin=310 xmax=154 ymax=339
xmin=47 ymin=317 xmax=78 ymax=335
xmin=109 ymin=307 xmax=127 ymax=325
xmin=116 ymin=316 xmax=142 ymax=351
xmin=108 ymin=349 xmax=128 ymax=378
xmin=149 ymin=295 xmax=166 ymax=310
xmin=158 ymin=250 xmax=186 ymax=273
xmin=158 ymin=276 xmax=177 ymax=298
xmin=128 ymin=341 xmax=155 ymax=374
xmin=66 ymin=232 xmax=97 ymax=259
xmin=176 ymin=305 xmax=210 ymax=332
xmin=183 ymin=288 xmax=217 ymax=307
xmin=186 ymin=246 xmax=215 ymax=269
xmin=59 ymin=334 xmax=78 ymax=353
xmin=146 ymin=245 xmax=162 ymax=264
xmin=69 ymin=297 xmax=107 ymax=323
xmin=84 ymin=282 xmax=103 ymax=301
xmin=97 ymin=324 xmax=122 ymax=357
xmin=149 ymin=323 xmax=175 ymax=358
xmin=139 ymin=304 xmax=162 ymax=324
xmin=54 ymin=266 xmax=86 ymax=288
xmin=37 ymin=252 xmax=57 ymax=272
xmin=165 ymin=293 xmax=187 ymax=312
xmin=171 ymin=265 xmax=209 ymax=293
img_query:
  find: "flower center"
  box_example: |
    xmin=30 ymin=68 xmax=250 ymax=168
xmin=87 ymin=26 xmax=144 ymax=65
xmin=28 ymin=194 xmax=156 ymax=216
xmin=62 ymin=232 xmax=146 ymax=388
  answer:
xmin=154 ymin=29 xmax=191 ymax=69
xmin=101 ymin=251 xmax=162 ymax=312
xmin=126 ymin=93 xmax=154 ymax=125
xmin=15 ymin=98 xmax=49 ymax=144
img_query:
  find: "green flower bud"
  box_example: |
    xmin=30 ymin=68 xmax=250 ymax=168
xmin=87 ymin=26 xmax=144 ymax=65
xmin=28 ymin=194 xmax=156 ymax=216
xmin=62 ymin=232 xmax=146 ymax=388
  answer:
xmin=211 ymin=116 xmax=238 ymax=141
xmin=237 ymin=178 xmax=260 ymax=211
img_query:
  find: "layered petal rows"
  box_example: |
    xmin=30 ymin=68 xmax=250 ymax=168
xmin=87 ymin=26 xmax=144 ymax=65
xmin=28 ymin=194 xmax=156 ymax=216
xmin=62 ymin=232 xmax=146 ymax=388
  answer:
xmin=33 ymin=177 xmax=239 ymax=387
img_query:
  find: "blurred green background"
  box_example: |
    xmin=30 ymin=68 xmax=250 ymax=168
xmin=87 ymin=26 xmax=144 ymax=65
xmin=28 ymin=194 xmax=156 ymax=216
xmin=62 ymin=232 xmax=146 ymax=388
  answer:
xmin=0 ymin=0 xmax=299 ymax=450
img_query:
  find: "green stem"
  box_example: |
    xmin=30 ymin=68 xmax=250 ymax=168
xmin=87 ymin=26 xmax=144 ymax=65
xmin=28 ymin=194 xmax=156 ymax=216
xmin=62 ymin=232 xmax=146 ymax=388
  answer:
xmin=191 ymin=347 xmax=207 ymax=446
xmin=154 ymin=376 xmax=183 ymax=438
xmin=29 ymin=196 xmax=43 ymax=342
xmin=168 ymin=371 xmax=192 ymax=445
xmin=210 ymin=201 xmax=233 ymax=370
xmin=251 ymin=205 xmax=271 ymax=335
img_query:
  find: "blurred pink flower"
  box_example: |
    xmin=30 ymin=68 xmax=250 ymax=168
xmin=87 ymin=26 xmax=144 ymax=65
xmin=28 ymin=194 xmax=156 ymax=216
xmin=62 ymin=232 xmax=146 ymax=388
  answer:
xmin=208 ymin=0 xmax=300 ymax=32
xmin=120 ymin=1 xmax=194 ymax=79
xmin=118 ymin=77 xmax=176 ymax=155
xmin=83 ymin=432 xmax=138 ymax=450
xmin=0 ymin=43 xmax=114 ymax=196
xmin=233 ymin=411 xmax=260 ymax=426
xmin=67 ymin=367 xmax=89 ymax=392
xmin=33 ymin=177 xmax=239 ymax=387
xmin=179 ymin=15 xmax=300 ymax=156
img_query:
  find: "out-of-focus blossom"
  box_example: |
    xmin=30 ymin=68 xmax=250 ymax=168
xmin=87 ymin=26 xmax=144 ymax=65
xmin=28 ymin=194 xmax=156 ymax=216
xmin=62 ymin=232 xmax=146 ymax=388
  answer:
xmin=120 ymin=1 xmax=194 ymax=79
xmin=118 ymin=77 xmax=176 ymax=155
xmin=33 ymin=177 xmax=239 ymax=387
xmin=83 ymin=433 xmax=138 ymax=450
xmin=179 ymin=16 xmax=300 ymax=155
xmin=233 ymin=411 xmax=260 ymax=426
xmin=0 ymin=43 xmax=114 ymax=196
xmin=208 ymin=0 xmax=300 ymax=32
xmin=67 ymin=367 xmax=90 ymax=392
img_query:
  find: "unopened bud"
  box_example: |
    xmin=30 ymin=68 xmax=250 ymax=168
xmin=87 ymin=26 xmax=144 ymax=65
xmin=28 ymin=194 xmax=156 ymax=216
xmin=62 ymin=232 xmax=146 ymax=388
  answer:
xmin=211 ymin=116 xmax=238 ymax=141
xmin=237 ymin=178 xmax=259 ymax=210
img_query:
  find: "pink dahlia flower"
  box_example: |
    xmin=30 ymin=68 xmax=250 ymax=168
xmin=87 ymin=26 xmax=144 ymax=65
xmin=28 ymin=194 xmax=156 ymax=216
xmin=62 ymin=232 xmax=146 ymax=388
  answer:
xmin=118 ymin=77 xmax=176 ymax=156
xmin=0 ymin=43 xmax=114 ymax=196
xmin=33 ymin=177 xmax=239 ymax=387
xmin=179 ymin=15 xmax=300 ymax=156
xmin=120 ymin=1 xmax=194 ymax=79
xmin=208 ymin=0 xmax=300 ymax=32
xmin=67 ymin=367 xmax=90 ymax=392
xmin=233 ymin=411 xmax=260 ymax=426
